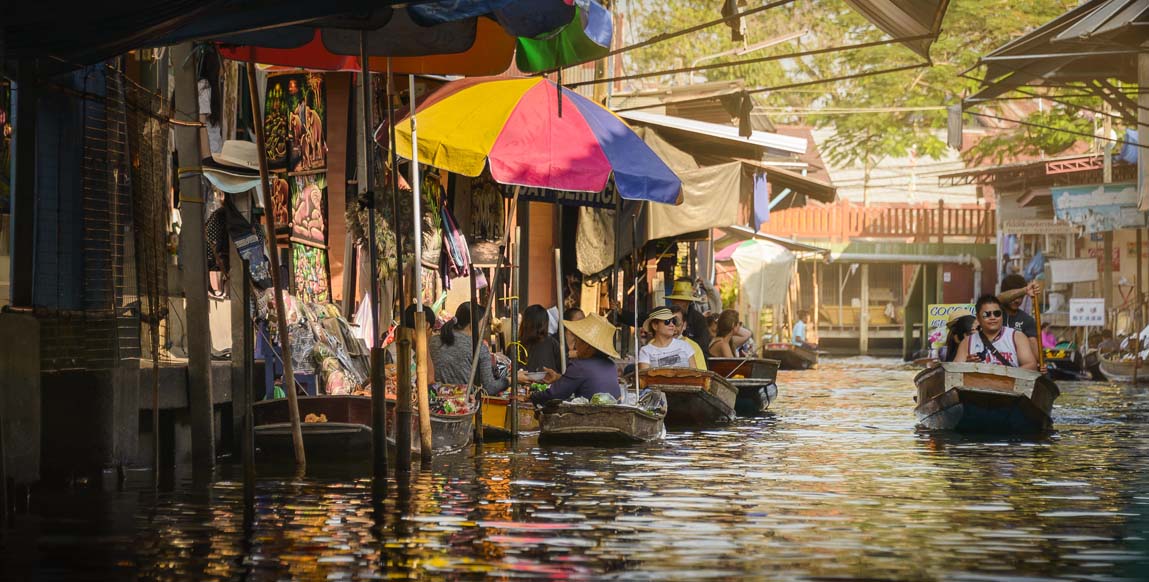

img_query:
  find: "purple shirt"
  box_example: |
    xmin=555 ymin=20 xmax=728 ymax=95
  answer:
xmin=529 ymin=354 xmax=621 ymax=405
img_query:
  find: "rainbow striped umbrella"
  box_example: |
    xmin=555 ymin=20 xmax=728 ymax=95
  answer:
xmin=384 ymin=76 xmax=682 ymax=205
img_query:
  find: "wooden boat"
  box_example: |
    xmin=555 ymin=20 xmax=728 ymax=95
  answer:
xmin=253 ymin=395 xmax=372 ymax=459
xmin=1098 ymin=355 xmax=1149 ymax=383
xmin=708 ymin=357 xmax=781 ymax=415
xmin=538 ymin=394 xmax=666 ymax=444
xmin=1043 ymin=348 xmax=1089 ymax=381
xmin=385 ymin=399 xmax=475 ymax=454
xmin=761 ymin=343 xmax=818 ymax=370
xmin=1083 ymin=349 xmax=1104 ymax=381
xmin=913 ymin=362 xmax=1060 ymax=434
xmin=480 ymin=391 xmax=540 ymax=440
xmin=639 ymin=368 xmax=737 ymax=428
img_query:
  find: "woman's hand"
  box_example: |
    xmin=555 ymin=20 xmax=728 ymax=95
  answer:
xmin=541 ymin=367 xmax=561 ymax=384
xmin=516 ymin=369 xmax=532 ymax=384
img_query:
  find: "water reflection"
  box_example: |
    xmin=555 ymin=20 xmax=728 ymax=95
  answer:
xmin=4 ymin=358 xmax=1149 ymax=580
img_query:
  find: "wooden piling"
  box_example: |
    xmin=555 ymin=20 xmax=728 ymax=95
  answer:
xmin=173 ymin=43 xmax=216 ymax=471
xmin=859 ymin=263 xmax=870 ymax=355
xmin=247 ymin=63 xmax=306 ymax=468
xmin=415 ymin=312 xmax=433 ymax=464
xmin=396 ymin=332 xmax=413 ymax=472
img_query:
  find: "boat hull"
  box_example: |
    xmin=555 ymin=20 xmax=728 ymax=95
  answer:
xmin=913 ymin=362 xmax=1059 ymax=434
xmin=708 ymin=358 xmax=781 ymax=416
xmin=253 ymin=395 xmax=373 ymax=460
xmin=640 ymin=369 xmax=737 ymax=428
xmin=761 ymin=344 xmax=817 ymax=370
xmin=1098 ymin=357 xmax=1149 ymax=383
xmin=539 ymin=403 xmax=665 ymax=444
xmin=480 ymin=393 xmax=540 ymax=440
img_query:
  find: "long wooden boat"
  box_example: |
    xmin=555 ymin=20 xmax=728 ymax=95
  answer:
xmin=1098 ymin=355 xmax=1149 ymax=384
xmin=639 ymin=368 xmax=736 ymax=428
xmin=913 ymin=362 xmax=1059 ymax=434
xmin=1043 ymin=348 xmax=1089 ymax=381
xmin=539 ymin=395 xmax=666 ymax=444
xmin=709 ymin=357 xmax=781 ymax=415
xmin=761 ymin=343 xmax=818 ymax=370
xmin=253 ymin=395 xmax=372 ymax=459
xmin=481 ymin=391 xmax=540 ymax=440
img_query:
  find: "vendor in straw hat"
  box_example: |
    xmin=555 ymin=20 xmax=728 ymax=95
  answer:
xmin=530 ymin=313 xmax=622 ymax=406
xmin=665 ymin=278 xmax=712 ymax=362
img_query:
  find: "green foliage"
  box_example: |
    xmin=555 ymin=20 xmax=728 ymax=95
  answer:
xmin=965 ymin=107 xmax=1093 ymax=165
xmin=623 ymin=0 xmax=1080 ymax=166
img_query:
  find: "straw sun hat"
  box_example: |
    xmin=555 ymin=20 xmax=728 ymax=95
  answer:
xmin=664 ymin=279 xmax=699 ymax=302
xmin=564 ymin=313 xmax=620 ymax=359
xmin=642 ymin=306 xmax=676 ymax=335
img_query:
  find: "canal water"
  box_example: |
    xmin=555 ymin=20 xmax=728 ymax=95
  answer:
xmin=4 ymin=358 xmax=1149 ymax=581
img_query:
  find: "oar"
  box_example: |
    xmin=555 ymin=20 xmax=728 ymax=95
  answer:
xmin=1033 ymin=289 xmax=1045 ymax=372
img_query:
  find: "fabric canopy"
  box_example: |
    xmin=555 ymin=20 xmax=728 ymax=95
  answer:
xmin=731 ymin=240 xmax=795 ymax=311
xmin=646 ymin=161 xmax=745 ymax=240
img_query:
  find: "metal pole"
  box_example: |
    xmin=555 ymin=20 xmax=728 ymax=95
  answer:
xmin=361 ymin=32 xmax=388 ymax=479
xmin=247 ymin=63 xmax=306 ymax=468
xmin=510 ymin=226 xmax=521 ymax=438
xmin=556 ymin=248 xmax=567 ymax=372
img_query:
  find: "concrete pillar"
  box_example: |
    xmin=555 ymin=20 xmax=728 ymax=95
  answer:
xmin=172 ymin=44 xmax=216 ymax=470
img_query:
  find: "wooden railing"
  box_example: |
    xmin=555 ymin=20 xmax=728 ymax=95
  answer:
xmin=759 ymin=201 xmax=995 ymax=242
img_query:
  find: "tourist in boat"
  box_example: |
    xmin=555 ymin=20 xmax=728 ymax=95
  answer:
xmin=555 ymin=307 xmax=585 ymax=358
xmin=429 ymin=302 xmax=509 ymax=395
xmin=998 ymin=274 xmax=1041 ymax=359
xmin=515 ymin=304 xmax=563 ymax=384
xmin=792 ymin=311 xmax=817 ymax=349
xmin=531 ymin=313 xmax=622 ymax=405
xmin=638 ymin=307 xmax=698 ymax=370
xmin=707 ymin=309 xmax=742 ymax=359
xmin=954 ymin=295 xmax=1038 ymax=370
xmin=940 ymin=313 xmax=978 ymax=363
xmin=665 ymin=278 xmax=713 ymax=362
xmin=669 ymin=305 xmax=707 ymax=370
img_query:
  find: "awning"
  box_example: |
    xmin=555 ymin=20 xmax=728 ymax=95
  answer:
xmin=619 ymin=110 xmax=807 ymax=155
xmin=841 ymin=0 xmax=952 ymax=58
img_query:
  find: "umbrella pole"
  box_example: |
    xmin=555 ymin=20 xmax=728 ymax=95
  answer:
xmin=361 ymin=31 xmax=388 ymax=480
xmin=510 ymin=225 xmax=521 ymax=439
xmin=633 ymin=206 xmax=641 ymax=399
xmin=409 ymin=74 xmax=433 ymax=465
xmin=246 ymin=63 xmax=306 ymax=468
xmin=613 ymin=196 xmax=622 ymax=353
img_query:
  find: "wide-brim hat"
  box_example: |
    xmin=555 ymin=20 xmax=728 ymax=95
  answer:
xmin=211 ymin=140 xmax=261 ymax=171
xmin=642 ymin=306 xmax=676 ymax=335
xmin=564 ymin=313 xmax=620 ymax=359
xmin=664 ymin=279 xmax=699 ymax=302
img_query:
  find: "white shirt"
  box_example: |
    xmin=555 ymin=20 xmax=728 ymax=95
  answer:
xmin=968 ymin=329 xmax=1019 ymax=367
xmin=639 ymin=338 xmax=697 ymax=368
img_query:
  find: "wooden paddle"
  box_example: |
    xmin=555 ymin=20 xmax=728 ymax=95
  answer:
xmin=1033 ymin=285 xmax=1045 ymax=371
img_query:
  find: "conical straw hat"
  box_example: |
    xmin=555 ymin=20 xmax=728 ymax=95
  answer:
xmin=564 ymin=313 xmax=620 ymax=359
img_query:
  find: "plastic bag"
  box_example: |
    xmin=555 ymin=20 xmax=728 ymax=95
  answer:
xmin=568 ymin=396 xmax=590 ymax=405
xmin=590 ymin=393 xmax=618 ymax=406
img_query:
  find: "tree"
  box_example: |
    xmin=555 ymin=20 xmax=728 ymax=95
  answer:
xmin=622 ymin=0 xmax=1083 ymax=190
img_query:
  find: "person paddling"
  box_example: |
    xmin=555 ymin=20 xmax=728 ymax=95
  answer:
xmin=954 ymin=295 xmax=1038 ymax=371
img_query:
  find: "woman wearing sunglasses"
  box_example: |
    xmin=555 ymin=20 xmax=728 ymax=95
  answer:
xmin=637 ymin=307 xmax=698 ymax=370
xmin=954 ymin=295 xmax=1038 ymax=370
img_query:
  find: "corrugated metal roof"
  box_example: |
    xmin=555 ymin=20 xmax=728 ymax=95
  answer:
xmin=619 ymin=111 xmax=807 ymax=155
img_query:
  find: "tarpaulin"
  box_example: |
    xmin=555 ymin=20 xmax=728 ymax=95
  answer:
xmin=646 ymin=161 xmax=744 ymax=241
xmin=731 ymin=240 xmax=795 ymax=310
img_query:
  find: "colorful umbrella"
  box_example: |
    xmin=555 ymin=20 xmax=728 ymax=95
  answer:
xmin=216 ymin=1 xmax=611 ymax=76
xmin=381 ymin=76 xmax=682 ymax=205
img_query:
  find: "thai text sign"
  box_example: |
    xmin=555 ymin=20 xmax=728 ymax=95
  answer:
xmin=1052 ymin=182 xmax=1146 ymax=233
xmin=927 ymin=303 xmax=974 ymax=349
xmin=1069 ymin=298 xmax=1105 ymax=327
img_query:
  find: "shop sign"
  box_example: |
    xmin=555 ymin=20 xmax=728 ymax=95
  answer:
xmin=1001 ymin=219 xmax=1079 ymax=235
xmin=1051 ymin=182 xmax=1145 ymax=233
xmin=1069 ymin=298 xmax=1105 ymax=327
xmin=927 ymin=303 xmax=974 ymax=349
xmin=503 ymin=180 xmax=618 ymax=209
xmin=1087 ymin=246 xmax=1121 ymax=270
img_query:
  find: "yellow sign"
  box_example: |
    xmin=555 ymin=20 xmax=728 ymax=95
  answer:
xmin=927 ymin=303 xmax=974 ymax=349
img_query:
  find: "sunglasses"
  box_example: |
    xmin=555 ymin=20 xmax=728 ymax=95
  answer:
xmin=658 ymin=319 xmax=678 ymax=327
xmin=981 ymin=310 xmax=1003 ymax=318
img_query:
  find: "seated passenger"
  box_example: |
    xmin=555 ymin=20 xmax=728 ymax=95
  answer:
xmin=429 ymin=302 xmax=509 ymax=395
xmin=954 ymin=295 xmax=1038 ymax=370
xmin=530 ymin=314 xmax=622 ymax=405
xmin=638 ymin=307 xmax=698 ymax=370
xmin=669 ymin=305 xmax=707 ymax=370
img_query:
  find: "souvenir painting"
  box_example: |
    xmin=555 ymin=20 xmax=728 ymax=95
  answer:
xmin=290 ymin=173 xmax=327 ymax=246
xmin=263 ymin=77 xmax=291 ymax=169
xmin=270 ymin=175 xmax=291 ymax=233
xmin=292 ymin=242 xmax=330 ymax=303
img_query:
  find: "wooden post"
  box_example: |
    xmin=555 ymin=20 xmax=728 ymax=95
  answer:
xmin=395 ymin=331 xmax=413 ymax=472
xmin=247 ymin=63 xmax=305 ymax=467
xmin=414 ymin=312 xmax=433 ymax=464
xmin=175 ymin=44 xmax=216 ymax=470
xmin=510 ymin=228 xmax=521 ymax=438
xmin=229 ymin=196 xmax=252 ymax=459
xmin=837 ymin=264 xmax=844 ymax=331
xmin=556 ymin=248 xmax=567 ymax=372
xmin=860 ymin=263 xmax=870 ymax=355
xmin=469 ymin=269 xmax=483 ymax=445
xmin=811 ymin=260 xmax=820 ymax=345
